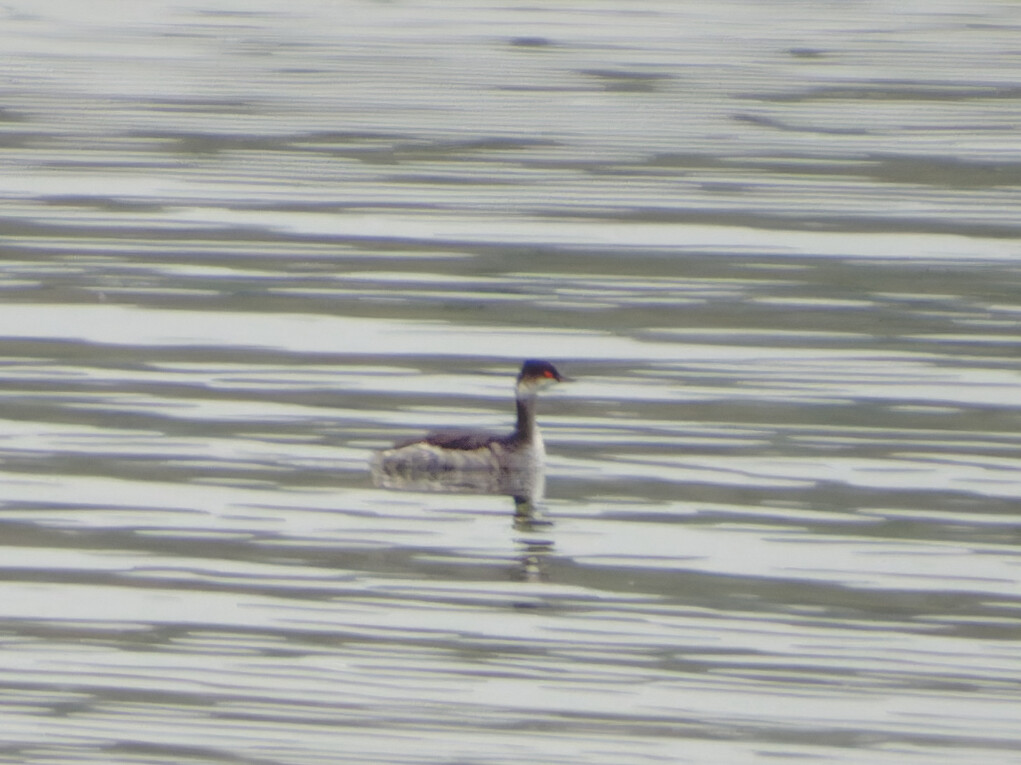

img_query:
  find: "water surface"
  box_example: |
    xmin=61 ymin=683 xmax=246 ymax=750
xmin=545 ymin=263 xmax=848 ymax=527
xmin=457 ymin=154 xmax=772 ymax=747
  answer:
xmin=2 ymin=1 xmax=1021 ymax=763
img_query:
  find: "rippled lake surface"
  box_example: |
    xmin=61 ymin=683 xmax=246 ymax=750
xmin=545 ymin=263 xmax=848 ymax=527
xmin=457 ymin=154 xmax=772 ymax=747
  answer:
xmin=2 ymin=1 xmax=1021 ymax=763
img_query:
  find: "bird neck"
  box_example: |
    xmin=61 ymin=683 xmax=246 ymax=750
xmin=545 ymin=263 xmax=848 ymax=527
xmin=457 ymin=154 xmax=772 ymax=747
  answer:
xmin=514 ymin=393 xmax=537 ymax=443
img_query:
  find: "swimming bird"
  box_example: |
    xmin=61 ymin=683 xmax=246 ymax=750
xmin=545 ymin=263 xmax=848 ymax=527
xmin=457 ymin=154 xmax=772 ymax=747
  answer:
xmin=373 ymin=359 xmax=571 ymax=475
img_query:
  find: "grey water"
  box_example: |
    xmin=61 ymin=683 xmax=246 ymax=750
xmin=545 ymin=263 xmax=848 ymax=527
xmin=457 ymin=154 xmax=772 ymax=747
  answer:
xmin=2 ymin=1 xmax=1021 ymax=763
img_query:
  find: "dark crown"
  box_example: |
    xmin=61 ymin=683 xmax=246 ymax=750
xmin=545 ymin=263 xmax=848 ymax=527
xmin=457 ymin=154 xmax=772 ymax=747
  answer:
xmin=518 ymin=359 xmax=565 ymax=382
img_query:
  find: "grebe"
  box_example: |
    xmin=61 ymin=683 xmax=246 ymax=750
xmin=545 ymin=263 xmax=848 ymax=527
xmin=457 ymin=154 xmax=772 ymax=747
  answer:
xmin=373 ymin=359 xmax=571 ymax=474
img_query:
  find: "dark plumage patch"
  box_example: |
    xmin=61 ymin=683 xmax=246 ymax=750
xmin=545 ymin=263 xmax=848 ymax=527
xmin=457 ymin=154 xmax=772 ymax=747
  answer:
xmin=397 ymin=430 xmax=504 ymax=451
xmin=424 ymin=431 xmax=502 ymax=450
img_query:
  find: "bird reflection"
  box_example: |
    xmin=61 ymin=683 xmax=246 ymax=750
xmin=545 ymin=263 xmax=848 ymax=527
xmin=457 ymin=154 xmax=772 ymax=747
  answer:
xmin=370 ymin=461 xmax=554 ymax=582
